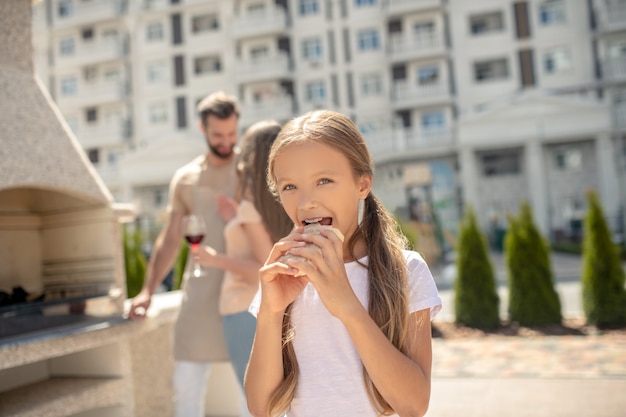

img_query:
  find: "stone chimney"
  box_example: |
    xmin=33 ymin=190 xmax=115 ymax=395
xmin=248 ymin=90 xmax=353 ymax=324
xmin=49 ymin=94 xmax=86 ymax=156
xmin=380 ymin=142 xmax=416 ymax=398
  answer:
xmin=0 ymin=0 xmax=112 ymax=203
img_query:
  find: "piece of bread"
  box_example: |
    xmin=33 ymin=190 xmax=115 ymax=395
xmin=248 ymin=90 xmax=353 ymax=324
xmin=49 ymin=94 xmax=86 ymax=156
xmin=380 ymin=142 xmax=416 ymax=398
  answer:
xmin=278 ymin=224 xmax=344 ymax=275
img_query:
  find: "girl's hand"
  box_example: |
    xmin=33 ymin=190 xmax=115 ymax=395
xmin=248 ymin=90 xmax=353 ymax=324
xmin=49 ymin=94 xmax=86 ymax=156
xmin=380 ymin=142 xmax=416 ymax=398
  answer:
xmin=281 ymin=228 xmax=363 ymax=320
xmin=258 ymin=230 xmax=309 ymax=314
xmin=195 ymin=245 xmax=218 ymax=267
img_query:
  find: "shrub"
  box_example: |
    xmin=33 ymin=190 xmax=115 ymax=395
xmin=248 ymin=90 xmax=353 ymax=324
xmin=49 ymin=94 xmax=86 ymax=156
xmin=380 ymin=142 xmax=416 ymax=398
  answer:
xmin=454 ymin=206 xmax=500 ymax=329
xmin=173 ymin=239 xmax=189 ymax=291
xmin=123 ymin=225 xmax=147 ymax=299
xmin=394 ymin=215 xmax=418 ymax=251
xmin=581 ymin=191 xmax=626 ymax=327
xmin=505 ymin=202 xmax=562 ymax=326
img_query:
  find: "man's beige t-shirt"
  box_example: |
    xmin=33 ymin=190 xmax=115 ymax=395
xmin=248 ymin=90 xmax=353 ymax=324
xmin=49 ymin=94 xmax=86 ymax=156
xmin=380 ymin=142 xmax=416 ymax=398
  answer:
xmin=169 ymin=154 xmax=236 ymax=362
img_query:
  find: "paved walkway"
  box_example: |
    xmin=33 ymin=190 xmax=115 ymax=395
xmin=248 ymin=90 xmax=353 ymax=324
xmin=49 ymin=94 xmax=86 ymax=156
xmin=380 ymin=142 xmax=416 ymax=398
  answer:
xmin=432 ymin=335 xmax=626 ymax=379
xmin=427 ymin=335 xmax=626 ymax=417
xmin=425 ymin=251 xmax=626 ymax=416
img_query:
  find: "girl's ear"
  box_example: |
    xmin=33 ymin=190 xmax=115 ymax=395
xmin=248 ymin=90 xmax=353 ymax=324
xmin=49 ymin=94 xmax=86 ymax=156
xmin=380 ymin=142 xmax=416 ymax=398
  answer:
xmin=358 ymin=174 xmax=373 ymax=199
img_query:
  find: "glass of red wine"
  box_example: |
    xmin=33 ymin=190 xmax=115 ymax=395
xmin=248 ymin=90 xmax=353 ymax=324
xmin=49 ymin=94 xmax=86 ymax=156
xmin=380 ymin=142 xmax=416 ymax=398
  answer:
xmin=183 ymin=214 xmax=206 ymax=277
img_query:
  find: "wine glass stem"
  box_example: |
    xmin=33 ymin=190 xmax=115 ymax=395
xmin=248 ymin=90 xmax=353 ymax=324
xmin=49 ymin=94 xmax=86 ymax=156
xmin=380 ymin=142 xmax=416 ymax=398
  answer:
xmin=191 ymin=243 xmax=201 ymax=277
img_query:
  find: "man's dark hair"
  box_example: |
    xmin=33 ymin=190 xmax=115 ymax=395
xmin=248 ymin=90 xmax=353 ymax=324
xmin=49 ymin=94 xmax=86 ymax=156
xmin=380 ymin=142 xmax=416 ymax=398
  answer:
xmin=196 ymin=91 xmax=240 ymax=126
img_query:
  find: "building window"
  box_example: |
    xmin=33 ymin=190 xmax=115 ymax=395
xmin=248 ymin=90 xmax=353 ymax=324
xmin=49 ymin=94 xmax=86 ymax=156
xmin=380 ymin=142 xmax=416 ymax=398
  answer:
xmin=85 ymin=107 xmax=98 ymax=123
xmin=108 ymin=152 xmax=118 ymax=166
xmin=248 ymin=3 xmax=266 ymax=14
xmin=172 ymin=13 xmax=183 ymax=45
xmin=146 ymin=22 xmax=164 ymax=41
xmin=61 ymin=76 xmax=77 ymax=96
xmin=474 ymin=58 xmax=509 ymax=82
xmin=87 ymin=148 xmax=99 ymax=164
xmin=361 ymin=73 xmax=382 ymax=96
xmin=355 ymin=0 xmax=376 ymax=7
xmin=59 ymin=37 xmax=75 ymax=55
xmin=300 ymin=0 xmax=319 ymax=16
xmin=554 ymin=147 xmax=582 ymax=171
xmin=251 ymin=87 xmax=274 ymax=102
xmin=81 ymin=28 xmax=94 ymax=41
xmin=194 ymin=55 xmax=221 ymax=75
xmin=102 ymin=29 xmax=118 ymax=41
xmin=83 ymin=66 xmax=97 ymax=83
xmin=544 ymin=47 xmax=572 ymax=74
xmin=414 ymin=21 xmax=435 ymax=37
xmin=174 ymin=55 xmax=185 ymax=86
xmin=302 ymin=37 xmax=322 ymax=60
xmin=607 ymin=40 xmax=626 ymax=58
xmin=192 ymin=14 xmax=219 ymax=33
xmin=58 ymin=0 xmax=73 ymax=17
xmin=539 ymin=0 xmax=566 ymax=26
xmin=154 ymin=189 xmax=165 ymax=207
xmin=147 ymin=61 xmax=168 ymax=83
xmin=481 ymin=153 xmax=521 ymax=176
xmin=250 ymin=46 xmax=269 ymax=60
xmin=305 ymin=81 xmax=326 ymax=102
xmin=418 ymin=65 xmax=439 ymax=85
xmin=421 ymin=111 xmax=445 ymax=130
xmin=149 ymin=102 xmax=168 ymax=124
xmin=176 ymin=96 xmax=187 ymax=129
xmin=470 ymin=11 xmax=505 ymax=35
xmin=104 ymin=68 xmax=120 ymax=81
xmin=357 ymin=29 xmax=380 ymax=51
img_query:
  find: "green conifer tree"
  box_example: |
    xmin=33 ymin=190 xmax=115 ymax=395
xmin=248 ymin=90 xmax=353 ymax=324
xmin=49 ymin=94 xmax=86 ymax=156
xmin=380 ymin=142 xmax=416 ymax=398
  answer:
xmin=454 ymin=206 xmax=500 ymax=329
xmin=581 ymin=191 xmax=626 ymax=327
xmin=173 ymin=239 xmax=189 ymax=291
xmin=123 ymin=225 xmax=147 ymax=299
xmin=505 ymin=202 xmax=562 ymax=326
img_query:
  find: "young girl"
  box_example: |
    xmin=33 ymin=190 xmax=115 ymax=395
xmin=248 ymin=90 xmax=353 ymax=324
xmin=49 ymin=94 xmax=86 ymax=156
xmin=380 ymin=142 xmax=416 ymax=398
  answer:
xmin=244 ymin=110 xmax=442 ymax=417
xmin=195 ymin=120 xmax=293 ymax=408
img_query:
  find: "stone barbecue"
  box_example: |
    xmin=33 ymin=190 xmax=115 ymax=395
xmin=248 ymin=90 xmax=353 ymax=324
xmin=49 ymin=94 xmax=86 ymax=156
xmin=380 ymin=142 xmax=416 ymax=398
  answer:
xmin=0 ymin=1 xmax=135 ymax=416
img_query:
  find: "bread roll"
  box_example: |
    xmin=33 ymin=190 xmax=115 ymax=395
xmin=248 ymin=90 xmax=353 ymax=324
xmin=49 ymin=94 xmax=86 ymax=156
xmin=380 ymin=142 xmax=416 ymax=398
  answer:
xmin=278 ymin=223 xmax=344 ymax=275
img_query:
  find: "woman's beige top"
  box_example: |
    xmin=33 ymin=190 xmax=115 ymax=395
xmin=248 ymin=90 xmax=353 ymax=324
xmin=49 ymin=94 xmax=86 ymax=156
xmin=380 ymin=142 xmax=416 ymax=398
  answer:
xmin=169 ymin=155 xmax=235 ymax=362
xmin=219 ymin=199 xmax=263 ymax=316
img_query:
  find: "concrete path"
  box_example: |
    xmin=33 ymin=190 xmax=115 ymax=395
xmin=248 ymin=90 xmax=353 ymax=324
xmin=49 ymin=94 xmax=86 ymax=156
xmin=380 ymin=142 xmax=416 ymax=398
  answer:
xmin=426 ymin=251 xmax=626 ymax=417
xmin=427 ymin=334 xmax=626 ymax=417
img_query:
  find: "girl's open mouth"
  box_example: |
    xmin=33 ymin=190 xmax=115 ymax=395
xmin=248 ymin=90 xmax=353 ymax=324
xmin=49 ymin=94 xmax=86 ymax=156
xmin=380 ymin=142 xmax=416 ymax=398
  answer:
xmin=303 ymin=217 xmax=332 ymax=226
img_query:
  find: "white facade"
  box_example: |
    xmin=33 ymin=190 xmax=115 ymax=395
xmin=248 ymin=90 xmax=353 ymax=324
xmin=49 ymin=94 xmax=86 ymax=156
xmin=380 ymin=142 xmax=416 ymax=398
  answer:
xmin=32 ymin=0 xmax=626 ymax=245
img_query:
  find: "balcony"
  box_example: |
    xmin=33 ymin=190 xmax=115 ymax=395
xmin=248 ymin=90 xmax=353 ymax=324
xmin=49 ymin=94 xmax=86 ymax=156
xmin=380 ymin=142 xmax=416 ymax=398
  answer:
xmin=56 ymin=40 xmax=124 ymax=68
xmin=388 ymin=33 xmax=447 ymax=63
xmin=595 ymin=3 xmax=626 ymax=33
xmin=603 ymin=56 xmax=626 ymax=82
xmin=57 ymin=81 xmax=127 ymax=109
xmin=142 ymin=0 xmax=170 ymax=12
xmin=364 ymin=127 xmax=454 ymax=163
xmin=53 ymin=0 xmax=124 ymax=28
xmin=384 ymin=0 xmax=443 ymax=17
xmin=240 ymin=96 xmax=295 ymax=128
xmin=232 ymin=6 xmax=288 ymax=39
xmin=391 ymin=81 xmax=451 ymax=109
xmin=234 ymin=53 xmax=292 ymax=84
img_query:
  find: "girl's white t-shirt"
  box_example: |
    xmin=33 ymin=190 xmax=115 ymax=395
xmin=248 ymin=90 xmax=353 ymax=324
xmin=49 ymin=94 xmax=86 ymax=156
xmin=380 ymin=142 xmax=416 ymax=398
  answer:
xmin=249 ymin=250 xmax=442 ymax=417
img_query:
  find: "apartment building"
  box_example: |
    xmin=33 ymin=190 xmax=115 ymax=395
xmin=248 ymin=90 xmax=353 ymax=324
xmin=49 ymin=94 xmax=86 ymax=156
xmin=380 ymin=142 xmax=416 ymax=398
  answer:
xmin=31 ymin=0 xmax=626 ymax=247
xmin=451 ymin=0 xmax=625 ymax=244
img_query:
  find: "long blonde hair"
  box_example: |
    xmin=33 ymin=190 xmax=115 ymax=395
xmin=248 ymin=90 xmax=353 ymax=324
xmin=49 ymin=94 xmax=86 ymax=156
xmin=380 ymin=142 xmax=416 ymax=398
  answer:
xmin=266 ymin=110 xmax=410 ymax=416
